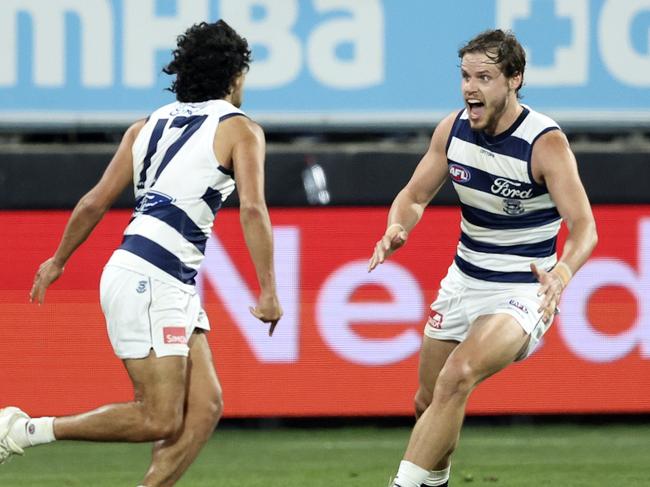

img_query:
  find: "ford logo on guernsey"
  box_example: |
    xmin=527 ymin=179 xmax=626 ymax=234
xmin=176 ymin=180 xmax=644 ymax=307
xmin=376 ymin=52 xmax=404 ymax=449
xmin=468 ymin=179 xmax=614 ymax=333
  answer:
xmin=449 ymin=164 xmax=471 ymax=183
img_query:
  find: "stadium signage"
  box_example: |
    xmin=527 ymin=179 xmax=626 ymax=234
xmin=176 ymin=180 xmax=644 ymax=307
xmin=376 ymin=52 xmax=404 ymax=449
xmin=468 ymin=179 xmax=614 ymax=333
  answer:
xmin=198 ymin=218 xmax=650 ymax=367
xmin=2 ymin=207 xmax=649 ymax=416
xmin=0 ymin=0 xmax=383 ymax=90
xmin=1 ymin=0 xmax=648 ymax=125
xmin=200 ymin=230 xmax=423 ymax=365
xmin=559 ymin=219 xmax=650 ymax=363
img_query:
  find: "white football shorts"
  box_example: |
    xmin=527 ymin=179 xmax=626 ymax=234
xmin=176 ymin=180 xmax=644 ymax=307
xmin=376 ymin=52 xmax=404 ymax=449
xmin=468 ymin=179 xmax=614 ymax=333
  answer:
xmin=424 ymin=264 xmax=552 ymax=360
xmin=99 ymin=265 xmax=209 ymax=359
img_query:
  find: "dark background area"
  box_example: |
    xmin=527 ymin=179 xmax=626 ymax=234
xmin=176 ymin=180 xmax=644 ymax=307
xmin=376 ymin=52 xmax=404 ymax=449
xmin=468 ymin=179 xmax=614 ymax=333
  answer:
xmin=1 ymin=130 xmax=648 ymax=209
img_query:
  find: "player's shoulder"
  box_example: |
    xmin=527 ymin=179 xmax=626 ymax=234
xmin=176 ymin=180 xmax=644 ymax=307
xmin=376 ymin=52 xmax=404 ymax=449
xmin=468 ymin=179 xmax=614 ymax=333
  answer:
xmin=127 ymin=118 xmax=147 ymax=134
xmin=122 ymin=118 xmax=148 ymax=147
xmin=219 ymin=110 xmax=264 ymax=142
xmin=528 ymin=108 xmax=572 ymax=161
xmin=532 ymin=126 xmax=570 ymax=155
xmin=516 ymin=105 xmax=562 ymax=143
xmin=431 ymin=110 xmax=462 ymax=147
xmin=524 ymin=105 xmax=559 ymax=127
xmin=438 ymin=109 xmax=465 ymax=132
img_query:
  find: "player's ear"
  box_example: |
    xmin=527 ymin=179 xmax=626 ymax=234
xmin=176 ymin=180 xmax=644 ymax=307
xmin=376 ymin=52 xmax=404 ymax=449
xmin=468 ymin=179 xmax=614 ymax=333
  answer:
xmin=509 ymin=71 xmax=523 ymax=92
xmin=231 ymin=72 xmax=245 ymax=93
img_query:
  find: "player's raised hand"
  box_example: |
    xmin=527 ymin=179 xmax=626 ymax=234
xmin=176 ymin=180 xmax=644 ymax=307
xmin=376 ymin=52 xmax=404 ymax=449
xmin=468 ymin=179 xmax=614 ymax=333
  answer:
xmin=249 ymin=291 xmax=283 ymax=336
xmin=30 ymin=257 xmax=65 ymax=305
xmin=531 ymin=262 xmax=571 ymax=323
xmin=368 ymin=223 xmax=409 ymax=272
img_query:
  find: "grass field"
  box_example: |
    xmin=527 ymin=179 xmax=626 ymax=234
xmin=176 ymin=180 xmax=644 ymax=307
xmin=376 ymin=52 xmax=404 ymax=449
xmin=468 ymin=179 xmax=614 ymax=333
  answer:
xmin=1 ymin=423 xmax=649 ymax=486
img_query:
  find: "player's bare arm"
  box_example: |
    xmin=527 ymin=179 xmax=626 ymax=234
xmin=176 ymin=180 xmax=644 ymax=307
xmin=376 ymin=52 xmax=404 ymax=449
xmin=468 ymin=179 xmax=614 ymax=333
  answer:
xmin=216 ymin=116 xmax=283 ymax=335
xmin=368 ymin=112 xmax=456 ymax=271
xmin=30 ymin=120 xmax=145 ymax=305
xmin=530 ymin=129 xmax=598 ymax=322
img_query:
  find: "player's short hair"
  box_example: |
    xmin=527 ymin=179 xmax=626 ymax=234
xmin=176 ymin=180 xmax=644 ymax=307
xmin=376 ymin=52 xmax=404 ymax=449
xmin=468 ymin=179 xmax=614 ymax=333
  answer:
xmin=459 ymin=29 xmax=526 ymax=96
xmin=164 ymin=20 xmax=252 ymax=103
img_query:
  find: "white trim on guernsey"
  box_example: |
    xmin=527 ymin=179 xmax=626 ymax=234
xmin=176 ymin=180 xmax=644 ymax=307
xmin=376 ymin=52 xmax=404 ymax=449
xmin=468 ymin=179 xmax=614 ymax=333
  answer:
xmin=456 ymin=242 xmax=557 ymax=273
xmin=453 ymin=184 xmax=556 ymax=215
xmin=460 ymin=215 xmax=562 ymax=247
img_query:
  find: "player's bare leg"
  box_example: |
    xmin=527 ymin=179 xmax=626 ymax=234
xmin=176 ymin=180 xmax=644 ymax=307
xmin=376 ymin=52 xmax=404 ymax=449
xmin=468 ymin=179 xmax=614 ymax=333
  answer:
xmin=141 ymin=331 xmax=222 ymax=487
xmin=405 ymin=314 xmax=528 ymax=470
xmin=414 ymin=337 xmax=458 ymax=484
xmin=54 ymin=353 xmax=187 ymax=442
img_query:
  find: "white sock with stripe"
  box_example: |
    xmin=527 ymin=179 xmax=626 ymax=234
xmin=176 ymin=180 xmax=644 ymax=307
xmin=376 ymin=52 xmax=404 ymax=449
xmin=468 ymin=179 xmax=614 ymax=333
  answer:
xmin=392 ymin=460 xmax=430 ymax=487
xmin=8 ymin=416 xmax=55 ymax=449
xmin=422 ymin=465 xmax=450 ymax=486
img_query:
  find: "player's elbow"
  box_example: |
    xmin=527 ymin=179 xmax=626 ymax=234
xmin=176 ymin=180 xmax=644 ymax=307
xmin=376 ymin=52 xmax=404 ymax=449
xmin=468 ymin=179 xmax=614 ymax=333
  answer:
xmin=239 ymin=201 xmax=268 ymax=222
xmin=590 ymin=224 xmax=599 ymax=253
xmin=569 ymin=215 xmax=598 ymax=256
xmin=77 ymin=193 xmax=109 ymax=219
xmin=584 ymin=217 xmax=599 ymax=254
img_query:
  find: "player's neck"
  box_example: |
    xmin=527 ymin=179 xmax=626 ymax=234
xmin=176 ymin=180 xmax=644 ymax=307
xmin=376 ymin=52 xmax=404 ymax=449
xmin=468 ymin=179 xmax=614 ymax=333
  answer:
xmin=485 ymin=100 xmax=523 ymax=137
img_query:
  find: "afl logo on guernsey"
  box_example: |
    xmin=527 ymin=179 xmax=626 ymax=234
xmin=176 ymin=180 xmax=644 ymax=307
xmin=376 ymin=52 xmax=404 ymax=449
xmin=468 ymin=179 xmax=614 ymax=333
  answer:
xmin=449 ymin=164 xmax=471 ymax=183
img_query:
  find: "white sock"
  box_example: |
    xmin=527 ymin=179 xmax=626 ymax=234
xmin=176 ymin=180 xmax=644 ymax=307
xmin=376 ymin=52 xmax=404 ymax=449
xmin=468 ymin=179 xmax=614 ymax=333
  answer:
xmin=7 ymin=417 xmax=30 ymax=449
xmin=422 ymin=465 xmax=451 ymax=486
xmin=25 ymin=417 xmax=56 ymax=446
xmin=393 ymin=460 xmax=430 ymax=487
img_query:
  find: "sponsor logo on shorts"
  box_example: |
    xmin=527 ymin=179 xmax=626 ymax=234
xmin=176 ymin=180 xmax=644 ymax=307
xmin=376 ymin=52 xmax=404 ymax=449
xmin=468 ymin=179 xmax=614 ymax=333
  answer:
xmin=136 ymin=280 xmax=147 ymax=294
xmin=163 ymin=327 xmax=187 ymax=345
xmin=427 ymin=309 xmax=444 ymax=329
xmin=508 ymin=299 xmax=529 ymax=314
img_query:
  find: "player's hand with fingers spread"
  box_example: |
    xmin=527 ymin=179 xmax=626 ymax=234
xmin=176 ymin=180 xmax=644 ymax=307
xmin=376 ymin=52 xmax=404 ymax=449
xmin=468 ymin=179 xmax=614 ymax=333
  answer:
xmin=249 ymin=291 xmax=283 ymax=336
xmin=531 ymin=261 xmax=572 ymax=324
xmin=30 ymin=257 xmax=65 ymax=305
xmin=368 ymin=223 xmax=409 ymax=272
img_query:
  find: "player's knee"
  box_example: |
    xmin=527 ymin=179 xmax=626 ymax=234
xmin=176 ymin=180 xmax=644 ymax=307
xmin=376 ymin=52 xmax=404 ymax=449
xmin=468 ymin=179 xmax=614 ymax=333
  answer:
xmin=142 ymin=405 xmax=184 ymax=441
xmin=435 ymin=360 xmax=476 ymax=401
xmin=190 ymin=388 xmax=223 ymax=432
xmin=204 ymin=392 xmax=223 ymax=427
xmin=147 ymin=415 xmax=183 ymax=441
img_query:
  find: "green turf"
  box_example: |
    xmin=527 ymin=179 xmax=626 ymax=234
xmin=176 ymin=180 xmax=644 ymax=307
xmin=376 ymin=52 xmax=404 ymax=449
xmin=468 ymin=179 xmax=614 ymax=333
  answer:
xmin=1 ymin=423 xmax=649 ymax=486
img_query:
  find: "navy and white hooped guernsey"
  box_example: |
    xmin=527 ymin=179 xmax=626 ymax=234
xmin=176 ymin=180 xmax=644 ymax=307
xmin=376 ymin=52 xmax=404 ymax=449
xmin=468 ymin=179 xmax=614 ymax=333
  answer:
xmin=446 ymin=106 xmax=562 ymax=286
xmin=106 ymin=99 xmax=243 ymax=290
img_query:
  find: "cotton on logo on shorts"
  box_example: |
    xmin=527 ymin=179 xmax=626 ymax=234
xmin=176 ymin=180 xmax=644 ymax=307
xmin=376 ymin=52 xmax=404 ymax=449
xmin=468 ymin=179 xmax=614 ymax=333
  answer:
xmin=163 ymin=327 xmax=187 ymax=345
xmin=427 ymin=309 xmax=444 ymax=329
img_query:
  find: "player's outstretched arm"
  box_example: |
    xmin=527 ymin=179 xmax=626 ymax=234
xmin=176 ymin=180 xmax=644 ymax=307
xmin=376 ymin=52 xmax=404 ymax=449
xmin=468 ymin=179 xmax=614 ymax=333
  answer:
xmin=30 ymin=120 xmax=144 ymax=305
xmin=531 ymin=129 xmax=598 ymax=322
xmin=368 ymin=112 xmax=456 ymax=272
xmin=219 ymin=116 xmax=283 ymax=336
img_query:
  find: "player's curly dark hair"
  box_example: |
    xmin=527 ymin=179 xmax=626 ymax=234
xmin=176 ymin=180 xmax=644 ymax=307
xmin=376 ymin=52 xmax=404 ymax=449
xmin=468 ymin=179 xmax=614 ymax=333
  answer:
xmin=163 ymin=20 xmax=252 ymax=103
xmin=459 ymin=29 xmax=526 ymax=97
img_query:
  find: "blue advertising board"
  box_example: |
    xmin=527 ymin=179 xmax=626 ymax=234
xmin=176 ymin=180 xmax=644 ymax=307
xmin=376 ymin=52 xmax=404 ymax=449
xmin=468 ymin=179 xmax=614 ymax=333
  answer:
xmin=1 ymin=0 xmax=649 ymax=127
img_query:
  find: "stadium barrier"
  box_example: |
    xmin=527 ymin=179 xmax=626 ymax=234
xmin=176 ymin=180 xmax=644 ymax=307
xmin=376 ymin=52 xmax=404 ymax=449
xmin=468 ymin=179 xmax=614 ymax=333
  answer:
xmin=1 ymin=149 xmax=649 ymax=209
xmin=1 ymin=206 xmax=648 ymax=417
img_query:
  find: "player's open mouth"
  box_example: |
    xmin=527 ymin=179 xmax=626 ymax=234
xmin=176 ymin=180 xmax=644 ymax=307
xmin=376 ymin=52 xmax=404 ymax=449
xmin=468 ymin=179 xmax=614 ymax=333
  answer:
xmin=467 ymin=100 xmax=485 ymax=120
